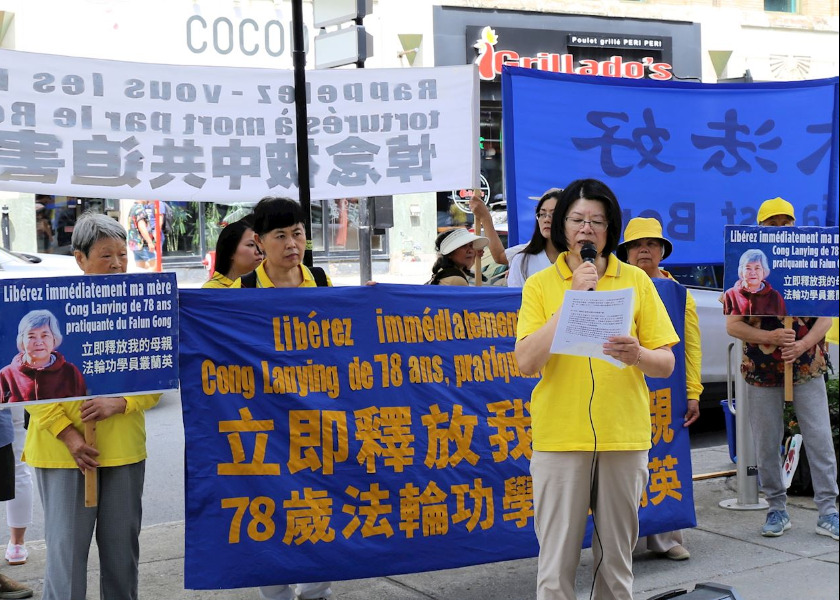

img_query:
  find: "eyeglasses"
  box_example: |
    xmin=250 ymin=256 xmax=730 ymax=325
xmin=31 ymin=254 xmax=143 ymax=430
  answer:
xmin=564 ymin=217 xmax=608 ymax=232
xmin=536 ymin=211 xmax=553 ymax=221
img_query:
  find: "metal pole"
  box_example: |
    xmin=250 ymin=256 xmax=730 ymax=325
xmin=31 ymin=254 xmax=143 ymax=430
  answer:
xmin=1 ymin=205 xmax=9 ymax=249
xmin=198 ymin=203 xmax=207 ymax=260
xmin=355 ymin=14 xmax=371 ymax=284
xmin=358 ymin=198 xmax=372 ymax=283
xmin=292 ymin=0 xmax=313 ymax=267
xmin=720 ymin=340 xmax=768 ymax=510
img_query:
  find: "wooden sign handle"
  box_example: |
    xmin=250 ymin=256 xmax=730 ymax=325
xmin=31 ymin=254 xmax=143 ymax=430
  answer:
xmin=84 ymin=421 xmax=97 ymax=507
xmin=472 ymin=188 xmax=483 ymax=287
xmin=784 ymin=316 xmax=793 ymax=403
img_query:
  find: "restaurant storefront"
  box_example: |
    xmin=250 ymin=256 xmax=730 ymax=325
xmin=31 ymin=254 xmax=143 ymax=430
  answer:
xmin=432 ymin=5 xmax=703 ymax=223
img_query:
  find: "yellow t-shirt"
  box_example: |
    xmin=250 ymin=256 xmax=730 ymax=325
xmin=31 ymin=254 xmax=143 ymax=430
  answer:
xmin=230 ymin=262 xmax=332 ymax=288
xmin=827 ymin=317 xmax=839 ymax=346
xmin=202 ymin=272 xmax=234 ymax=288
xmin=517 ymin=253 xmax=679 ymax=452
xmin=23 ymin=394 xmax=160 ymax=468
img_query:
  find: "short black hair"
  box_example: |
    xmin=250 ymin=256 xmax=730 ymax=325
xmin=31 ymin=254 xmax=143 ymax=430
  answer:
xmin=253 ymin=197 xmax=306 ymax=235
xmin=214 ymin=218 xmax=255 ymax=277
xmin=549 ymin=179 xmax=622 ymax=257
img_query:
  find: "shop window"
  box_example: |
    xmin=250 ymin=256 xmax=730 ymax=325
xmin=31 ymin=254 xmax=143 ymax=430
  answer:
xmin=46 ymin=196 xmax=109 ymax=255
xmin=310 ymin=198 xmax=388 ymax=258
xmin=44 ymin=196 xmax=382 ymax=263
xmin=765 ymin=0 xmax=797 ymax=13
xmin=154 ymin=201 xmax=254 ymax=261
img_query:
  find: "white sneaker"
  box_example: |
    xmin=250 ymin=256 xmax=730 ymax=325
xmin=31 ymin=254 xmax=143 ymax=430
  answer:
xmin=5 ymin=542 xmax=28 ymax=566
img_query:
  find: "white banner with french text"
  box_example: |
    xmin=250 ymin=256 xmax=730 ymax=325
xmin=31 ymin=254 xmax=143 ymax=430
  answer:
xmin=0 ymin=49 xmax=479 ymax=202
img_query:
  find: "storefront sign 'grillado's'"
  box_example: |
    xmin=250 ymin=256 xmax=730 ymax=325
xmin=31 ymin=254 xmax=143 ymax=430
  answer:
xmin=473 ymin=26 xmax=673 ymax=81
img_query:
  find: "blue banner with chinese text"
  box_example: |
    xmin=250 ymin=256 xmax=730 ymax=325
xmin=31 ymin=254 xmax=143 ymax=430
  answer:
xmin=502 ymin=67 xmax=839 ymax=264
xmin=179 ymin=285 xmax=693 ymax=589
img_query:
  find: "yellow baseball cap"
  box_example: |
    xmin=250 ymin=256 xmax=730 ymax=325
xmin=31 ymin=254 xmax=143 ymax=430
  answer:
xmin=757 ymin=197 xmax=795 ymax=224
xmin=616 ymin=217 xmax=672 ymax=262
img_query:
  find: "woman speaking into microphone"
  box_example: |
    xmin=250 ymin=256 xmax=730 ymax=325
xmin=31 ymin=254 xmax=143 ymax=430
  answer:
xmin=514 ymin=179 xmax=678 ymax=600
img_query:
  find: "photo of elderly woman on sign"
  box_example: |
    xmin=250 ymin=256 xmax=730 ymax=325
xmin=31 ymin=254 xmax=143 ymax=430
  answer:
xmin=0 ymin=310 xmax=86 ymax=405
xmin=515 ymin=179 xmax=678 ymax=599
xmin=723 ymin=248 xmax=786 ymax=316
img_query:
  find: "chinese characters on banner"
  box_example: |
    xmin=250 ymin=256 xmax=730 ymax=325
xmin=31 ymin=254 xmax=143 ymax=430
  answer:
xmin=501 ymin=67 xmax=839 ymax=264
xmin=179 ymin=284 xmax=694 ymax=589
xmin=0 ymin=50 xmax=479 ymax=202
xmin=0 ymin=273 xmax=179 ymax=404
xmin=723 ymin=226 xmax=840 ymax=317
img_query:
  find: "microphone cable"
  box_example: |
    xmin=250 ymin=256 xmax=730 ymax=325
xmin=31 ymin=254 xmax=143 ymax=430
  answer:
xmin=586 ymin=356 xmax=604 ymax=600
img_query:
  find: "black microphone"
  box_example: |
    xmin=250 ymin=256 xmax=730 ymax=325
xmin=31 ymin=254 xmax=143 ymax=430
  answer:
xmin=581 ymin=242 xmax=597 ymax=290
xmin=581 ymin=242 xmax=597 ymax=264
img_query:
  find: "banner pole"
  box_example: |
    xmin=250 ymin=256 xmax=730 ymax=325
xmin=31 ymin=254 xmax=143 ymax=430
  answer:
xmin=474 ymin=220 xmax=482 ymax=287
xmin=84 ymin=422 xmax=97 ymax=507
xmin=472 ymin=189 xmax=482 ymax=287
xmin=154 ymin=200 xmax=162 ymax=272
xmin=291 ymin=0 xmax=313 ymax=268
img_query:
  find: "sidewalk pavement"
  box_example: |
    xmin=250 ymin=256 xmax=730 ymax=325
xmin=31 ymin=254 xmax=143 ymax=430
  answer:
xmin=8 ymin=443 xmax=838 ymax=600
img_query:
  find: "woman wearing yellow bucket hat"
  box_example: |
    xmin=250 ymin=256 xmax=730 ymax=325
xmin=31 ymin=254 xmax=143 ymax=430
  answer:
xmin=617 ymin=217 xmax=702 ymax=561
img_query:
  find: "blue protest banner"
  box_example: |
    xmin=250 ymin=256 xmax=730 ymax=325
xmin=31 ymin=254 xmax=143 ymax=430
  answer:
xmin=723 ymin=225 xmax=840 ymax=317
xmin=501 ymin=67 xmax=839 ymax=264
xmin=179 ymin=284 xmax=693 ymax=589
xmin=645 ymin=278 xmax=694 ymax=534
xmin=0 ymin=273 xmax=179 ymax=405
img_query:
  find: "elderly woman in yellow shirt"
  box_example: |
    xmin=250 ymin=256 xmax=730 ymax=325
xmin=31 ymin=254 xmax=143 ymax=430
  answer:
xmin=24 ymin=213 xmax=160 ymax=600
xmin=515 ymin=179 xmax=678 ymax=600
xmin=617 ymin=217 xmax=702 ymax=562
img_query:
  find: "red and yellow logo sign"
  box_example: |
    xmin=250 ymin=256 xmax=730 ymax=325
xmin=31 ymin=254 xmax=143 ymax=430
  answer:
xmin=473 ymin=26 xmax=673 ymax=81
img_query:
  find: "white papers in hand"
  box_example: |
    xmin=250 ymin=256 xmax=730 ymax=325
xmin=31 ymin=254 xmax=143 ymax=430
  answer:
xmin=549 ymin=288 xmax=634 ymax=368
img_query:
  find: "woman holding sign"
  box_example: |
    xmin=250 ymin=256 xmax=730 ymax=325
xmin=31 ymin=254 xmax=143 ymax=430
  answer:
xmin=617 ymin=217 xmax=702 ymax=562
xmin=231 ymin=197 xmax=332 ymax=290
xmin=23 ymin=213 xmax=160 ymax=600
xmin=426 ymin=227 xmax=489 ymax=286
xmin=726 ymin=197 xmax=838 ymax=541
xmin=228 ymin=197 xmax=333 ymax=600
xmin=515 ymin=179 xmax=678 ymax=600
